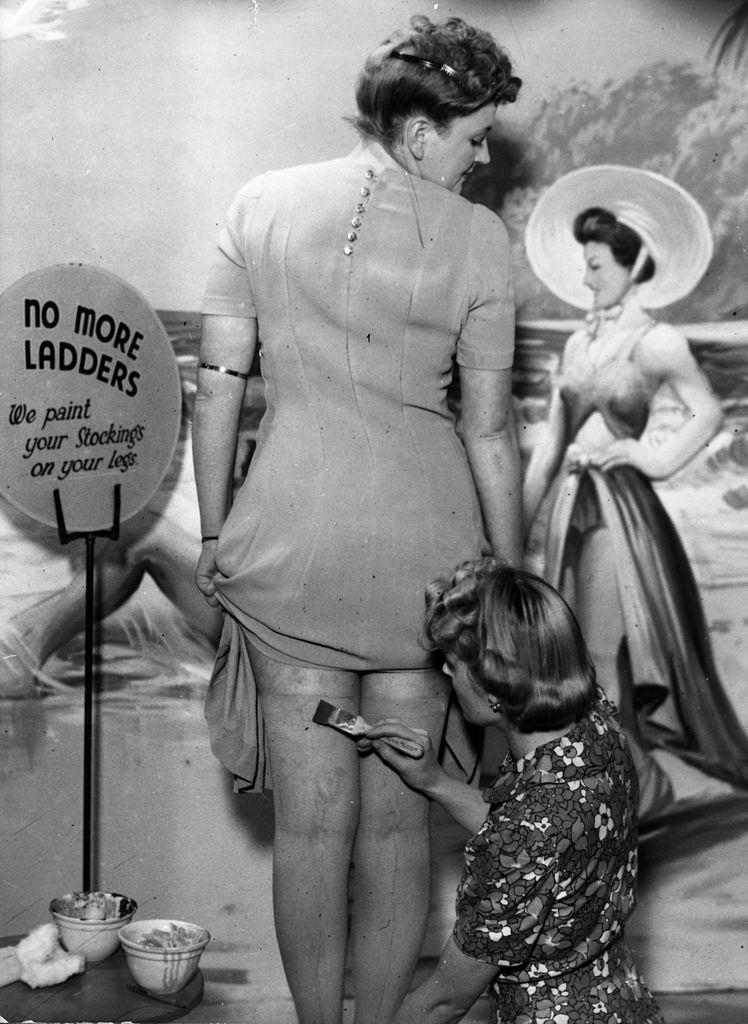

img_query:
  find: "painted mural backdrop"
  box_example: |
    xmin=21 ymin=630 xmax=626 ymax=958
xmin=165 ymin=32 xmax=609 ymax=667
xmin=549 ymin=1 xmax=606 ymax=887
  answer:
xmin=469 ymin=43 xmax=748 ymax=991
xmin=463 ymin=52 xmax=748 ymax=641
xmin=1 ymin=0 xmax=746 ymax=999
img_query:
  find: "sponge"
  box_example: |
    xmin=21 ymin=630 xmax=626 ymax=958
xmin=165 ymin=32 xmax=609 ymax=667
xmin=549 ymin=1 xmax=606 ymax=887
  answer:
xmin=13 ymin=923 xmax=85 ymax=989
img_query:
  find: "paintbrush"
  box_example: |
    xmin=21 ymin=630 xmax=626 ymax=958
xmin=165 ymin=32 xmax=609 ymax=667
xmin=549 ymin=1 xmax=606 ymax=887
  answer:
xmin=312 ymin=699 xmax=424 ymax=758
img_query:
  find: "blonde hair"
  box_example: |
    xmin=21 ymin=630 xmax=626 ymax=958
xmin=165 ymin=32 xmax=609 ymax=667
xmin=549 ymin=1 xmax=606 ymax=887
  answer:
xmin=424 ymin=560 xmax=596 ymax=732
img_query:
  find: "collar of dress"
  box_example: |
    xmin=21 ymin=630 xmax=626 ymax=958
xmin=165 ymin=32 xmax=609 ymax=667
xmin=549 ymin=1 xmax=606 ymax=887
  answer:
xmin=346 ymin=138 xmax=448 ymax=198
xmin=348 ymin=139 xmax=407 ymax=177
xmin=585 ymin=290 xmax=653 ymax=340
xmin=482 ymin=695 xmax=623 ymax=805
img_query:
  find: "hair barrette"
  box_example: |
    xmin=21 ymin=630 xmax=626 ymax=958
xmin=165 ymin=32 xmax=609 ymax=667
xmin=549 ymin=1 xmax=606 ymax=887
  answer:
xmin=391 ymin=50 xmax=464 ymax=86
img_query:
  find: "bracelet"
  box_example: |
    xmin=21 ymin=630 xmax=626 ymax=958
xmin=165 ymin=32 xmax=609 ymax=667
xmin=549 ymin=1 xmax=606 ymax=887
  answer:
xmin=199 ymin=362 xmax=250 ymax=381
xmin=201 ymin=534 xmax=219 ymax=543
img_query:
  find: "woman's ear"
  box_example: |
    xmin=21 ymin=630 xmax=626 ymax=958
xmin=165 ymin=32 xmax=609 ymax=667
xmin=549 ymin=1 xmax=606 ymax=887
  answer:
xmin=402 ymin=116 xmax=432 ymax=161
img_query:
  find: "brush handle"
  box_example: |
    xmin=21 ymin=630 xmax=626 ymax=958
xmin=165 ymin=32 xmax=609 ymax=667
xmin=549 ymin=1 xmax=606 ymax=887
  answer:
xmin=381 ymin=735 xmax=424 ymax=758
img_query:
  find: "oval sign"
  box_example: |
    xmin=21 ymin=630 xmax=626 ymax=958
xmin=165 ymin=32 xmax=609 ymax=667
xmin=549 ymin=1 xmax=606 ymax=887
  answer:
xmin=0 ymin=264 xmax=182 ymax=533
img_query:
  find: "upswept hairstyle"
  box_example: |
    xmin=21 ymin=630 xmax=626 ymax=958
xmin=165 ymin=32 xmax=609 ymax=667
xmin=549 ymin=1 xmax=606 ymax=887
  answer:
xmin=424 ymin=560 xmax=596 ymax=733
xmin=351 ymin=16 xmax=521 ymax=148
xmin=573 ymin=206 xmax=655 ymax=284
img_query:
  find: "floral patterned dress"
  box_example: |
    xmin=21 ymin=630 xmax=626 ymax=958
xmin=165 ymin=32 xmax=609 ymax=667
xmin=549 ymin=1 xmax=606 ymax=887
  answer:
xmin=454 ymin=697 xmax=665 ymax=1024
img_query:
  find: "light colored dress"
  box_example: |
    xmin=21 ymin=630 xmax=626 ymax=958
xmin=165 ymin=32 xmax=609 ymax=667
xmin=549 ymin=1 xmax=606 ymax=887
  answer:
xmin=201 ymin=140 xmax=514 ymax=787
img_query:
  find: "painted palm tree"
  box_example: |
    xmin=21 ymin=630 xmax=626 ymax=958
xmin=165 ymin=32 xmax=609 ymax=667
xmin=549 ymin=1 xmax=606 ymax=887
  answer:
xmin=0 ymin=0 xmax=89 ymax=41
xmin=711 ymin=1 xmax=748 ymax=69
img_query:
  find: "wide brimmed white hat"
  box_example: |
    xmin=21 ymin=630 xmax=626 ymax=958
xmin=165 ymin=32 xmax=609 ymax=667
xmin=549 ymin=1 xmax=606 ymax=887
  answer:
xmin=524 ymin=165 xmax=713 ymax=310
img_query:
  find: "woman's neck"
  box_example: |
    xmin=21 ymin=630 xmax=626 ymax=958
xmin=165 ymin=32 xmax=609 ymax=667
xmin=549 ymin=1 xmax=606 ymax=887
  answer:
xmin=611 ymin=287 xmax=647 ymax=317
xmin=588 ymin=288 xmax=650 ymax=342
xmin=504 ymin=723 xmax=568 ymax=762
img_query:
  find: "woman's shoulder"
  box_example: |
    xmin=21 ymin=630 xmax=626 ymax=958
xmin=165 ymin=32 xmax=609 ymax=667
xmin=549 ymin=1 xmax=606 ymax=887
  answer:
xmin=467 ymin=201 xmax=509 ymax=247
xmin=462 ymin=203 xmax=511 ymax=290
xmin=638 ymin=319 xmax=686 ymax=346
xmin=635 ymin=319 xmax=694 ymax=372
xmin=557 ymin=325 xmax=588 ymax=369
xmin=563 ymin=324 xmax=588 ymax=348
xmin=231 ymin=154 xmax=355 ymax=199
xmin=480 ymin=782 xmax=588 ymax=865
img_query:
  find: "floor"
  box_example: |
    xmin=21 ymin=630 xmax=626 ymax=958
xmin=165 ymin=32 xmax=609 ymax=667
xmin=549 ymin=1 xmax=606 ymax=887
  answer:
xmin=179 ymin=989 xmax=748 ymax=1024
xmin=168 ymin=801 xmax=748 ymax=1024
xmin=174 ymin=959 xmax=748 ymax=1024
xmin=2 ymin=690 xmax=747 ymax=1023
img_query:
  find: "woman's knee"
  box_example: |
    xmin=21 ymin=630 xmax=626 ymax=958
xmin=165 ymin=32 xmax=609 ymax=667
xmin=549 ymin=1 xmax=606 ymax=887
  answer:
xmin=357 ymin=805 xmax=429 ymax=842
xmin=273 ymin=762 xmax=361 ymax=841
xmin=357 ymin=758 xmax=431 ymax=838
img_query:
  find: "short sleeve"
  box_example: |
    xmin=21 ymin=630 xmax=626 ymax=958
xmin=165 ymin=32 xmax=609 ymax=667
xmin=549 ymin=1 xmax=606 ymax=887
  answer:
xmin=202 ymin=178 xmax=265 ymax=319
xmin=453 ymin=802 xmax=559 ymax=969
xmin=456 ymin=205 xmax=515 ymax=371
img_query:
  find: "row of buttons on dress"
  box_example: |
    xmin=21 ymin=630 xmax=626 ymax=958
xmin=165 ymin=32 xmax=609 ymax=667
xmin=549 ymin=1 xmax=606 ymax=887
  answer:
xmin=343 ymin=167 xmax=375 ymax=256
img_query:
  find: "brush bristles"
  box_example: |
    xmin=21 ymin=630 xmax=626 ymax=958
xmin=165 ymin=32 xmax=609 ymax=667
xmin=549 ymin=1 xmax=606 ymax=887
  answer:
xmin=312 ymin=699 xmax=342 ymax=724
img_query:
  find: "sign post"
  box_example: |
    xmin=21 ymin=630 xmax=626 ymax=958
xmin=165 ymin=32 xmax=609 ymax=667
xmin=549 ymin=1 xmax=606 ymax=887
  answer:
xmin=0 ymin=264 xmax=183 ymax=889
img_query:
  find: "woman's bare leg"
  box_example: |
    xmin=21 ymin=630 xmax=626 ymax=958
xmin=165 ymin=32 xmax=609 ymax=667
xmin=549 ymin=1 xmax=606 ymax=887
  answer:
xmin=574 ymin=529 xmax=673 ymax=818
xmin=8 ymin=512 xmax=222 ymax=675
xmin=351 ymin=668 xmax=451 ymax=1024
xmin=14 ymin=540 xmax=146 ymax=669
xmin=125 ymin=510 xmax=223 ymax=644
xmin=573 ymin=528 xmax=626 ymax=712
xmin=248 ymin=644 xmax=360 ymax=1024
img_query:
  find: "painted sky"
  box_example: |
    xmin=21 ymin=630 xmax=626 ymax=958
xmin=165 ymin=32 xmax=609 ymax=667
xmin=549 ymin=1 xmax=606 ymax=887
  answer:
xmin=0 ymin=0 xmax=738 ymax=309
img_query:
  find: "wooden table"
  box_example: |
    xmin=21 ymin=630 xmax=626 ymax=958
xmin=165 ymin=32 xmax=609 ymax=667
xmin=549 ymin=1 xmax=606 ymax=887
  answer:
xmin=0 ymin=935 xmax=203 ymax=1023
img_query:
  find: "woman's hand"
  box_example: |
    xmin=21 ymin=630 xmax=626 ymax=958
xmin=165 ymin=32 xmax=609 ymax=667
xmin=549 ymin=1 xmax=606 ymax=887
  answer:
xmin=358 ymin=717 xmax=443 ymax=795
xmin=195 ymin=539 xmax=222 ymax=607
xmin=588 ymin=438 xmax=667 ymax=478
xmin=363 ymin=717 xmax=491 ymax=833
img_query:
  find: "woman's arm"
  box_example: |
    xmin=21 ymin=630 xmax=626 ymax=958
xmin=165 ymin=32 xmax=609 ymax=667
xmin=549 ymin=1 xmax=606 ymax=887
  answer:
xmin=591 ymin=326 xmax=723 ymax=479
xmin=192 ymin=313 xmax=258 ymax=604
xmin=459 ymin=365 xmax=522 ymax=566
xmin=521 ymin=386 xmax=569 ymax=535
xmin=389 ymin=935 xmax=499 ymax=1024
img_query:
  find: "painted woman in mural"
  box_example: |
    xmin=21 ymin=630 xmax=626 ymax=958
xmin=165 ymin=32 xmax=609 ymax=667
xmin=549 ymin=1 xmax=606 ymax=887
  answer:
xmin=522 ymin=165 xmax=748 ymax=818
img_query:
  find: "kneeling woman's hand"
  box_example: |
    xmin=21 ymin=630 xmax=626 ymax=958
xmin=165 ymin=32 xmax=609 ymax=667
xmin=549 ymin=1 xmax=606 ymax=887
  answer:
xmin=358 ymin=718 xmax=442 ymax=795
xmin=361 ymin=718 xmax=491 ymax=834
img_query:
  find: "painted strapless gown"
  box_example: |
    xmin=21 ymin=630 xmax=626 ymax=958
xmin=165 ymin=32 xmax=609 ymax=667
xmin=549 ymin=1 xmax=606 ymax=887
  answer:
xmin=544 ymin=320 xmax=748 ymax=797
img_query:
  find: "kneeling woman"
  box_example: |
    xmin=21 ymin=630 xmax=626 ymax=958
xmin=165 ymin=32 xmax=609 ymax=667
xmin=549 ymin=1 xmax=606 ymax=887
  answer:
xmin=363 ymin=561 xmax=664 ymax=1024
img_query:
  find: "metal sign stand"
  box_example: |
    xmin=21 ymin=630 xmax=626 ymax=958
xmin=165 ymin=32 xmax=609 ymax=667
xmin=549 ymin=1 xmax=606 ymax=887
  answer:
xmin=53 ymin=484 xmax=121 ymax=891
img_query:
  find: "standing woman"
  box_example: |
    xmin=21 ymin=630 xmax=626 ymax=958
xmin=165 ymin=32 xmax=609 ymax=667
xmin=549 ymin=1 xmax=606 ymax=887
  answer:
xmin=192 ymin=16 xmax=522 ymax=1023
xmin=523 ymin=165 xmax=748 ymax=818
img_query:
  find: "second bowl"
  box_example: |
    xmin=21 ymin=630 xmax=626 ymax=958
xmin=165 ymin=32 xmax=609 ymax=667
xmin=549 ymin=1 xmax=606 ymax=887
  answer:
xmin=119 ymin=918 xmax=210 ymax=995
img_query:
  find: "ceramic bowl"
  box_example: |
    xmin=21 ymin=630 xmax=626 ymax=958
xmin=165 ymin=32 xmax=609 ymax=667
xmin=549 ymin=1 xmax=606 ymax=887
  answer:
xmin=119 ymin=918 xmax=210 ymax=995
xmin=50 ymin=891 xmax=138 ymax=963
